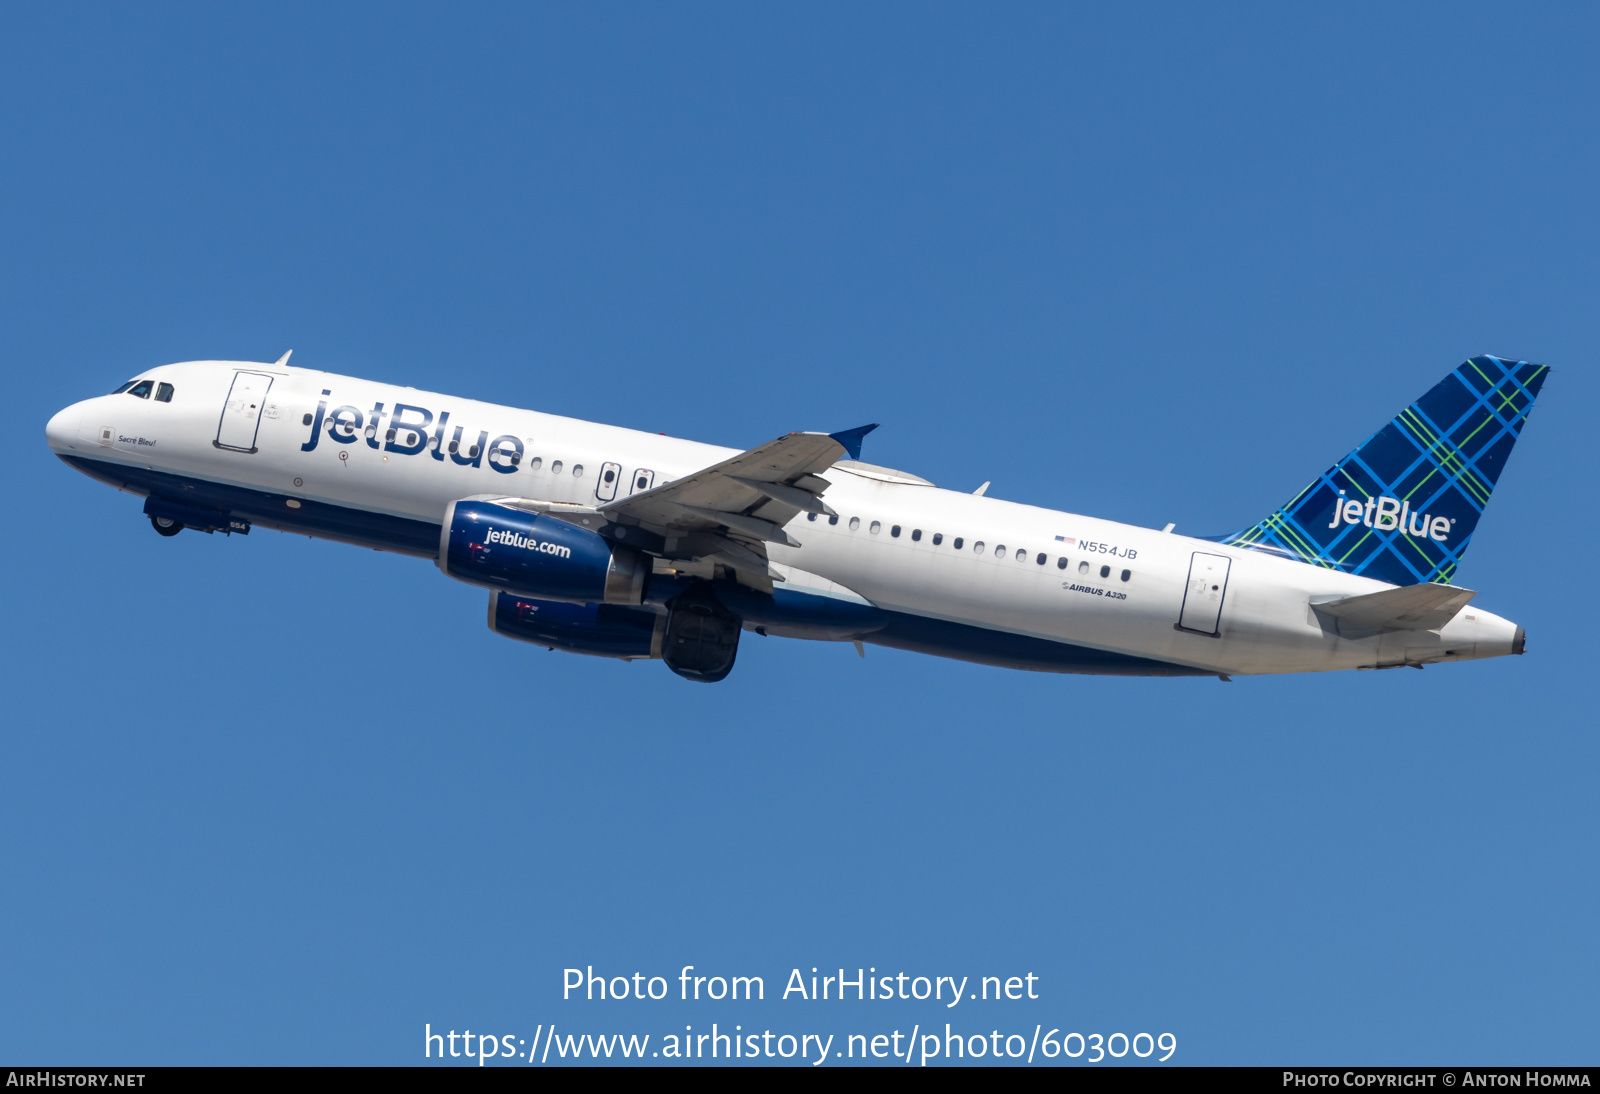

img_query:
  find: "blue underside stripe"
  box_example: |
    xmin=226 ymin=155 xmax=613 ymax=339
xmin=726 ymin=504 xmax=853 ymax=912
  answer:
xmin=62 ymin=454 xmax=1209 ymax=678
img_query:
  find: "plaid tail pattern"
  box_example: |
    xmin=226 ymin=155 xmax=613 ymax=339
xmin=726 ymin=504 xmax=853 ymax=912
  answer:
xmin=1220 ymin=355 xmax=1549 ymax=586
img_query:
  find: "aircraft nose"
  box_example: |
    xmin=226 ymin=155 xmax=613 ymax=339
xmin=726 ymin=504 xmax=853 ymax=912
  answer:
xmin=45 ymin=403 xmax=81 ymax=453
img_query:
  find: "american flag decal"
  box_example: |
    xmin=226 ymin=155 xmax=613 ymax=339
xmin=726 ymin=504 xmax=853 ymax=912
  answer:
xmin=1055 ymin=535 xmax=1075 ymax=545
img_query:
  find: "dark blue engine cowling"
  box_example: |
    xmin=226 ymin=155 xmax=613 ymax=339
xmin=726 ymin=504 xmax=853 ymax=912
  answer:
xmin=489 ymin=592 xmax=663 ymax=660
xmin=437 ymin=499 xmax=648 ymax=605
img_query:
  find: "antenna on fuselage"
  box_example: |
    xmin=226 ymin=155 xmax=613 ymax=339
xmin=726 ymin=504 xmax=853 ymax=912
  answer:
xmin=273 ymin=349 xmax=293 ymax=367
xmin=973 ymin=481 xmax=990 ymax=496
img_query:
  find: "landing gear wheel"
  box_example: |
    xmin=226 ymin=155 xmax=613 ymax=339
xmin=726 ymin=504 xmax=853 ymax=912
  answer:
xmin=150 ymin=515 xmax=183 ymax=537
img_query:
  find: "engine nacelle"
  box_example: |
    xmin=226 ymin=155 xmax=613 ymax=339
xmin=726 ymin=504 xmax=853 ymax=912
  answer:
xmin=489 ymin=592 xmax=664 ymax=660
xmin=437 ymin=499 xmax=648 ymax=605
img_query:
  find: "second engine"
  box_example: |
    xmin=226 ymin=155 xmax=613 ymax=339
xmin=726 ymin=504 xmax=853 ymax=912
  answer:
xmin=489 ymin=592 xmax=664 ymax=660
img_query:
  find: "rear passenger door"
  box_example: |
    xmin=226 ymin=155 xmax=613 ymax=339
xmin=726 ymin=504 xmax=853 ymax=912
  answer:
xmin=1178 ymin=552 xmax=1231 ymax=636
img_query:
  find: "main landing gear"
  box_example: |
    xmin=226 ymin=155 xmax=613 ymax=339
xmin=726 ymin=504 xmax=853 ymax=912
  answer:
xmin=662 ymin=583 xmax=742 ymax=683
xmin=150 ymin=515 xmax=183 ymax=537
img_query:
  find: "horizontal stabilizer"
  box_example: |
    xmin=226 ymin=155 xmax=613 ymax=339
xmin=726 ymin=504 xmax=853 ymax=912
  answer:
xmin=1312 ymin=582 xmax=1476 ymax=636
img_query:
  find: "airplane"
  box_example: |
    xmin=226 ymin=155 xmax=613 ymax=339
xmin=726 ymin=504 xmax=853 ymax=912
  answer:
xmin=44 ymin=353 xmax=1546 ymax=683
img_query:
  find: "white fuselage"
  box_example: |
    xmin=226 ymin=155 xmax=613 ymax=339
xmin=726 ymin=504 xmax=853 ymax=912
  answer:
xmin=45 ymin=360 xmax=1524 ymax=676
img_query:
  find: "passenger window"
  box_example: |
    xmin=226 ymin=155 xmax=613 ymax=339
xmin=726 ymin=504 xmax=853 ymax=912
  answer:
xmin=849 ymin=517 xmax=860 ymax=530
xmin=603 ymin=468 xmax=616 ymax=484
xmin=1015 ymin=548 xmax=1026 ymax=561
xmin=954 ymin=537 xmax=964 ymax=550
xmin=551 ymin=460 xmax=563 ymax=474
xmin=529 ymin=456 xmax=542 ymax=470
xmin=1100 ymin=564 xmax=1111 ymax=578
xmin=890 ymin=525 xmax=901 ymax=537
xmin=870 ymin=521 xmax=881 ymax=534
xmin=1057 ymin=557 xmax=1068 ymax=569
xmin=911 ymin=529 xmax=921 ymax=541
xmin=1078 ymin=560 xmax=1090 ymax=574
xmin=302 ymin=413 xmax=313 ymax=426
xmin=932 ymin=533 xmax=942 ymax=545
xmin=636 ymin=475 xmax=649 ymax=490
xmin=1120 ymin=569 xmax=1131 ymax=582
xmin=1036 ymin=552 xmax=1046 ymax=565
xmin=995 ymin=544 xmax=1005 ymax=556
xmin=828 ymin=515 xmax=839 ymax=526
xmin=155 ymin=383 xmax=174 ymax=403
xmin=325 ymin=411 xmax=354 ymax=439
xmin=126 ymin=380 xmax=153 ymax=399
xmin=973 ymin=540 xmax=984 ymax=553
xmin=573 ymin=464 xmax=584 ymax=477
xmin=111 ymin=379 xmax=139 ymax=394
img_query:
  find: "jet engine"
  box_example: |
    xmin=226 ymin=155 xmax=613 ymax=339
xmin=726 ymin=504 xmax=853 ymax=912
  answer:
xmin=438 ymin=499 xmax=648 ymax=605
xmin=489 ymin=592 xmax=664 ymax=660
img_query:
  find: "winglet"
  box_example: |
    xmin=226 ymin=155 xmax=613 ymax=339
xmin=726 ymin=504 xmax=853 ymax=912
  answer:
xmin=828 ymin=423 xmax=879 ymax=461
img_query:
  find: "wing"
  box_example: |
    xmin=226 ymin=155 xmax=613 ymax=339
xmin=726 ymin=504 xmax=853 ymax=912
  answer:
xmin=601 ymin=426 xmax=874 ymax=590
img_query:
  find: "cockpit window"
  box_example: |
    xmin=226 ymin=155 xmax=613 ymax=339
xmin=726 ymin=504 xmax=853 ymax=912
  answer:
xmin=155 ymin=382 xmax=174 ymax=403
xmin=111 ymin=379 xmax=139 ymax=394
xmin=126 ymin=380 xmax=154 ymax=399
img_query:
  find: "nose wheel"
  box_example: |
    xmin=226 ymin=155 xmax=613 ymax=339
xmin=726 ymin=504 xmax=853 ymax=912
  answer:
xmin=150 ymin=515 xmax=183 ymax=537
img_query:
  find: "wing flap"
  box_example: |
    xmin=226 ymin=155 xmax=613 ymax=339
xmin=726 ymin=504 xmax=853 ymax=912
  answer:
xmin=729 ymin=476 xmax=837 ymax=516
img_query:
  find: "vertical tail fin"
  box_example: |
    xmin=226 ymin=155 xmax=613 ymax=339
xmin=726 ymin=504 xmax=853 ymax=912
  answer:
xmin=1221 ymin=355 xmax=1549 ymax=585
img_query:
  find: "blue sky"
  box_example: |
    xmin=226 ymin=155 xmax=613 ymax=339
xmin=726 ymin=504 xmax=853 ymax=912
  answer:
xmin=2 ymin=3 xmax=1596 ymax=1066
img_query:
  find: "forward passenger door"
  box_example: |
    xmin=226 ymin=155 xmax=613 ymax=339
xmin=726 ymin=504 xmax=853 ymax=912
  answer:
xmin=215 ymin=371 xmax=274 ymax=453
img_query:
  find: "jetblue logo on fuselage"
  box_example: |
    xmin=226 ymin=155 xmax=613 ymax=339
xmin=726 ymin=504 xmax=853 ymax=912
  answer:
xmin=485 ymin=528 xmax=572 ymax=558
xmin=299 ymin=389 xmax=520 ymax=474
xmin=1326 ymin=490 xmax=1453 ymax=541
